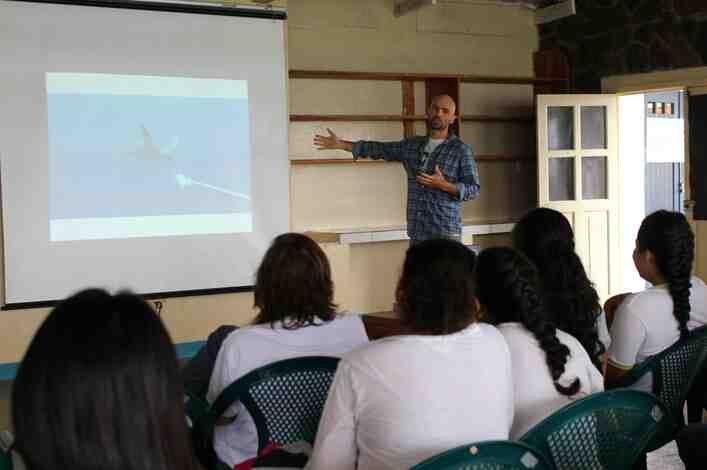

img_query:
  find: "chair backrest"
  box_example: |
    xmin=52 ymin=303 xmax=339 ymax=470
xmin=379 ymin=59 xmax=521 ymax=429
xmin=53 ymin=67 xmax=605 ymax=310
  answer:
xmin=0 ymin=450 xmax=13 ymax=470
xmin=613 ymin=324 xmax=707 ymax=447
xmin=210 ymin=356 xmax=340 ymax=454
xmin=520 ymin=390 xmax=667 ymax=470
xmin=411 ymin=440 xmax=553 ymax=470
xmin=185 ymin=389 xmax=210 ymax=430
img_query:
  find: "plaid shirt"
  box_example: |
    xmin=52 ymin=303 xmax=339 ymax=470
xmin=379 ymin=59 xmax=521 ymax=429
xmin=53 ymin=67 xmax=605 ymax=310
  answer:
xmin=352 ymin=134 xmax=480 ymax=240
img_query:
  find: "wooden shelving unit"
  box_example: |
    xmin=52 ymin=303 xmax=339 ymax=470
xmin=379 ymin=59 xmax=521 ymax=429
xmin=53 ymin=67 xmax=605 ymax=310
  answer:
xmin=289 ymin=70 xmax=566 ymax=86
xmin=290 ymin=154 xmax=532 ymax=165
xmin=289 ymin=69 xmax=564 ymax=166
xmin=290 ymin=114 xmax=533 ymax=123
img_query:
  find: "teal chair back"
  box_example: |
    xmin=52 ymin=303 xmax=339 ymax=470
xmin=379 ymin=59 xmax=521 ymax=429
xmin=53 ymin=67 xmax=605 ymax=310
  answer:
xmin=193 ymin=356 xmax=339 ymax=469
xmin=520 ymin=390 xmax=667 ymax=470
xmin=185 ymin=388 xmax=211 ymax=430
xmin=411 ymin=440 xmax=553 ymax=470
xmin=0 ymin=450 xmax=12 ymax=470
xmin=611 ymin=325 xmax=707 ymax=450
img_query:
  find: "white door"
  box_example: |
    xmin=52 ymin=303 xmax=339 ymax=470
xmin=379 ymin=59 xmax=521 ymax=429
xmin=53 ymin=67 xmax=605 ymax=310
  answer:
xmin=537 ymin=95 xmax=619 ymax=301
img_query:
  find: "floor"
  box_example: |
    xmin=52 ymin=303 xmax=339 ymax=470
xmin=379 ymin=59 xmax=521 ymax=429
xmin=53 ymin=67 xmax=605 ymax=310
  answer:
xmin=648 ymin=441 xmax=685 ymax=470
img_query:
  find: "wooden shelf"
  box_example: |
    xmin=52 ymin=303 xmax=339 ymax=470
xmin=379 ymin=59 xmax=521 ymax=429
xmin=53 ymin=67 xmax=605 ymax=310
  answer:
xmin=291 ymin=158 xmax=387 ymax=165
xmin=289 ymin=69 xmax=566 ymax=85
xmin=291 ymin=114 xmax=426 ymax=122
xmin=290 ymin=114 xmax=533 ymax=123
xmin=290 ymin=155 xmax=534 ymax=165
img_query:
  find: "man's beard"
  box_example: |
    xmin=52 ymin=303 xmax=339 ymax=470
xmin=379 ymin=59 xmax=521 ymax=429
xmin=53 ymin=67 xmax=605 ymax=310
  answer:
xmin=429 ymin=118 xmax=445 ymax=130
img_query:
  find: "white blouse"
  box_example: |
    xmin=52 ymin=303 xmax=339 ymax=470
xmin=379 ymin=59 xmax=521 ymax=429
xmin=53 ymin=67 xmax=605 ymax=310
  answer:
xmin=497 ymin=322 xmax=604 ymax=438
xmin=305 ymin=323 xmax=514 ymax=470
xmin=207 ymin=314 xmax=369 ymax=468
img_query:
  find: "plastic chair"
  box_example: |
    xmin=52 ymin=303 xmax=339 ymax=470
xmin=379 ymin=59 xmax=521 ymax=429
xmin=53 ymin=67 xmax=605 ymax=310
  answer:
xmin=0 ymin=451 xmax=12 ymax=470
xmin=193 ymin=356 xmax=340 ymax=470
xmin=185 ymin=388 xmax=210 ymax=430
xmin=520 ymin=390 xmax=668 ymax=470
xmin=411 ymin=440 xmax=553 ymax=470
xmin=610 ymin=325 xmax=707 ymax=451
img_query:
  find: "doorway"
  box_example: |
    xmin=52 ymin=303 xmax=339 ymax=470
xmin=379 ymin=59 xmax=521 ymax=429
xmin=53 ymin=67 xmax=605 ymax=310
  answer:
xmin=617 ymin=89 xmax=687 ymax=293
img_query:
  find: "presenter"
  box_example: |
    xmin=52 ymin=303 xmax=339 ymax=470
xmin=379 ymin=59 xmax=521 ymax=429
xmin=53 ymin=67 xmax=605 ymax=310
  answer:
xmin=313 ymin=94 xmax=480 ymax=245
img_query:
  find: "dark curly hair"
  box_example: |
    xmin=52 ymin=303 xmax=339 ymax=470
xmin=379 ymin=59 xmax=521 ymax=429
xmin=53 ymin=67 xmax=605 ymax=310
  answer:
xmin=253 ymin=233 xmax=337 ymax=328
xmin=476 ymin=247 xmax=581 ymax=396
xmin=396 ymin=239 xmax=476 ymax=335
xmin=637 ymin=210 xmax=695 ymax=339
xmin=512 ymin=207 xmax=604 ymax=369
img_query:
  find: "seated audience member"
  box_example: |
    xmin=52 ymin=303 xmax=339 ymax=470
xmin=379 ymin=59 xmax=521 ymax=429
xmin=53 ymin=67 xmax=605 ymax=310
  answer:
xmin=207 ymin=233 xmax=369 ymax=469
xmin=605 ymin=210 xmax=707 ymax=388
xmin=512 ymin=207 xmax=608 ymax=370
xmin=11 ymin=289 xmax=202 ymax=470
xmin=306 ymin=239 xmax=514 ymax=470
xmin=182 ymin=324 xmax=238 ymax=398
xmin=475 ymin=247 xmax=603 ymax=438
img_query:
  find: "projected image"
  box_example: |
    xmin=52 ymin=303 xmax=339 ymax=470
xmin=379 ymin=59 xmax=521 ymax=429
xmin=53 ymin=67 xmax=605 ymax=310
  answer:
xmin=47 ymin=73 xmax=251 ymax=241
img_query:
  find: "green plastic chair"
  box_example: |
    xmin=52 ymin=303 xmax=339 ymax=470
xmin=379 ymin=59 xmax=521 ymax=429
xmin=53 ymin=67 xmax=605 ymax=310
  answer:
xmin=610 ymin=324 xmax=707 ymax=451
xmin=193 ymin=356 xmax=340 ymax=470
xmin=411 ymin=440 xmax=553 ymax=470
xmin=185 ymin=388 xmax=211 ymax=430
xmin=0 ymin=450 xmax=12 ymax=470
xmin=520 ymin=390 xmax=667 ymax=470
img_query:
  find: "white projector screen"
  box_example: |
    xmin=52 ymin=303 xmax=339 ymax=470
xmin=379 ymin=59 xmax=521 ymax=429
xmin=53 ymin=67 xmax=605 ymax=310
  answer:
xmin=0 ymin=1 xmax=289 ymax=304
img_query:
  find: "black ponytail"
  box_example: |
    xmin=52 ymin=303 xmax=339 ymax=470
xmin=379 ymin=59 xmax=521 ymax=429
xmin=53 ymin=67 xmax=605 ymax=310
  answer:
xmin=476 ymin=247 xmax=581 ymax=396
xmin=637 ymin=210 xmax=694 ymax=339
xmin=513 ymin=208 xmax=605 ymax=370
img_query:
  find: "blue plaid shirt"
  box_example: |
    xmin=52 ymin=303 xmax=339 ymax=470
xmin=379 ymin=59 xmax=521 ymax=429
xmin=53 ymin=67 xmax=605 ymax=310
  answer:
xmin=352 ymin=134 xmax=480 ymax=240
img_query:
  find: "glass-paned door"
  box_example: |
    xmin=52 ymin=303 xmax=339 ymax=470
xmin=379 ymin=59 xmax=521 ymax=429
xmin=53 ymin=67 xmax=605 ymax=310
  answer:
xmin=537 ymin=95 xmax=619 ymax=301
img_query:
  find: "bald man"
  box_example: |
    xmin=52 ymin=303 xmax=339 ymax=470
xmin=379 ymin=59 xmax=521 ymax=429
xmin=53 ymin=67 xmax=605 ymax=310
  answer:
xmin=314 ymin=95 xmax=480 ymax=245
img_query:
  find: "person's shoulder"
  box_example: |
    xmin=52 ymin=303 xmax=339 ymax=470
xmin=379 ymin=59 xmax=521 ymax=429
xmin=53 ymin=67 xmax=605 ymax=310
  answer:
xmin=691 ymin=276 xmax=707 ymax=291
xmin=620 ymin=287 xmax=667 ymax=312
xmin=555 ymin=328 xmax=589 ymax=356
xmin=337 ymin=336 xmax=401 ymax=371
xmin=322 ymin=313 xmax=368 ymax=337
xmin=448 ymin=134 xmax=472 ymax=150
xmin=496 ymin=322 xmax=539 ymax=351
xmin=477 ymin=322 xmax=506 ymax=340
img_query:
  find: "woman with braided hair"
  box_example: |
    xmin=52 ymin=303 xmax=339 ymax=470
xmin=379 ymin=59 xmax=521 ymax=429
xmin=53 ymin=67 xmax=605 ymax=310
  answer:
xmin=605 ymin=210 xmax=707 ymax=388
xmin=512 ymin=207 xmax=608 ymax=371
xmin=475 ymin=247 xmax=603 ymax=439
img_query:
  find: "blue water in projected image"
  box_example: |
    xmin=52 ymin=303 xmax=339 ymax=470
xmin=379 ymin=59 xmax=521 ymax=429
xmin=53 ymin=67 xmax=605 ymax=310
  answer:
xmin=47 ymin=90 xmax=251 ymax=220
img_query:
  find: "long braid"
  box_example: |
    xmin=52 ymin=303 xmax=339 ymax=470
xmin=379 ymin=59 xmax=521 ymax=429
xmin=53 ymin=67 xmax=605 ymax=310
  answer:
xmin=536 ymin=240 xmax=605 ymax=370
xmin=476 ymin=247 xmax=581 ymax=396
xmin=638 ymin=211 xmax=695 ymax=339
xmin=513 ymin=208 xmax=605 ymax=368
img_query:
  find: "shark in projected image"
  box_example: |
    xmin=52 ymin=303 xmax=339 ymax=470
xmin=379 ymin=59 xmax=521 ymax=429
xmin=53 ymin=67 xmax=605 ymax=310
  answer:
xmin=137 ymin=125 xmax=179 ymax=161
xmin=46 ymin=73 xmax=253 ymax=241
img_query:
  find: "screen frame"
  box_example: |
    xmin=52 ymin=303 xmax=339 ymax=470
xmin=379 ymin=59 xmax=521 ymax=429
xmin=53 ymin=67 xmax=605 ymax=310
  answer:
xmin=5 ymin=0 xmax=287 ymax=20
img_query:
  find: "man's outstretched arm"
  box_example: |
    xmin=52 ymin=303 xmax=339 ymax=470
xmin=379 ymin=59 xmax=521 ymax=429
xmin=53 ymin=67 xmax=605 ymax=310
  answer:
xmin=314 ymin=128 xmax=406 ymax=162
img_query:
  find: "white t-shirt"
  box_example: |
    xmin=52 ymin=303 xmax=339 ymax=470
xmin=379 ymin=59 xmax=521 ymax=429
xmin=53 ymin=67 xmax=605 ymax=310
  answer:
xmin=419 ymin=138 xmax=445 ymax=171
xmin=305 ymin=323 xmax=514 ymax=470
xmin=497 ymin=323 xmax=604 ymax=439
xmin=424 ymin=138 xmax=444 ymax=155
xmin=596 ymin=310 xmax=611 ymax=351
xmin=207 ymin=314 xmax=369 ymax=468
xmin=608 ymin=276 xmax=707 ymax=372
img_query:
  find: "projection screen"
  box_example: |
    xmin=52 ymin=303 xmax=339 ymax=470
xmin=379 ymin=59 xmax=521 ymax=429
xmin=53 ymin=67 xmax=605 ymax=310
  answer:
xmin=0 ymin=1 xmax=289 ymax=304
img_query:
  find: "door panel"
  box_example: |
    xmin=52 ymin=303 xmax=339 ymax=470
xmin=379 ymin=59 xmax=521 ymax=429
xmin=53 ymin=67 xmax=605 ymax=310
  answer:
xmin=537 ymin=94 xmax=619 ymax=301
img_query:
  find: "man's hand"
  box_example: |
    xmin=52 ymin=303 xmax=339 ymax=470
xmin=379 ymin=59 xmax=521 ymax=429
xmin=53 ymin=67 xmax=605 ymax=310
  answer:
xmin=314 ymin=128 xmax=353 ymax=152
xmin=417 ymin=165 xmax=460 ymax=197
